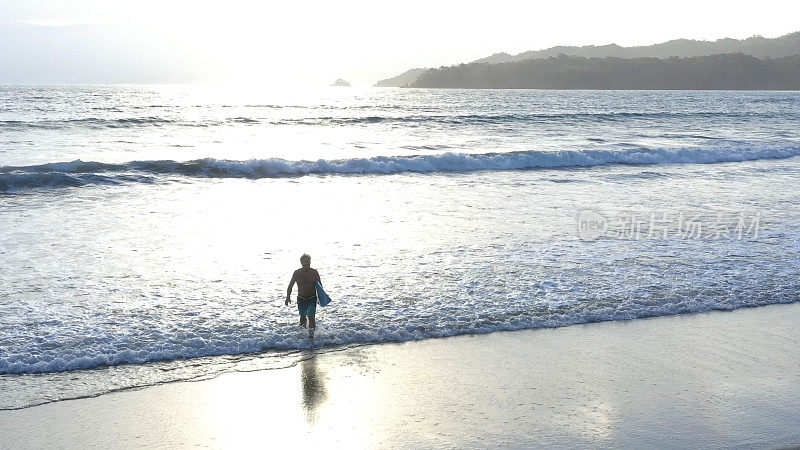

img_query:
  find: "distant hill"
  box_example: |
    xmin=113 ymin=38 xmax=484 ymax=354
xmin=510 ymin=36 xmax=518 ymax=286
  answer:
xmin=409 ymin=53 xmax=800 ymax=90
xmin=473 ymin=32 xmax=800 ymax=64
xmin=374 ymin=68 xmax=429 ymax=87
xmin=375 ymin=31 xmax=800 ymax=88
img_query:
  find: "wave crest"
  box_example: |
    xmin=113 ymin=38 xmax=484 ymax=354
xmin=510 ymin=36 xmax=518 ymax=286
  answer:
xmin=2 ymin=144 xmax=799 ymax=192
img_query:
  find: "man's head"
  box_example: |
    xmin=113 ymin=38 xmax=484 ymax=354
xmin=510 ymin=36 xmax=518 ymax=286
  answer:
xmin=300 ymin=253 xmax=311 ymax=268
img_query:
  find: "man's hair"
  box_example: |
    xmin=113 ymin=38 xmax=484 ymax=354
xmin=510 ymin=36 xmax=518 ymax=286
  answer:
xmin=300 ymin=254 xmax=311 ymax=264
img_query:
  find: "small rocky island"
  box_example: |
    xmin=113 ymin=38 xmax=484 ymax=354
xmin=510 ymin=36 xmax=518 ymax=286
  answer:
xmin=331 ymin=78 xmax=351 ymax=87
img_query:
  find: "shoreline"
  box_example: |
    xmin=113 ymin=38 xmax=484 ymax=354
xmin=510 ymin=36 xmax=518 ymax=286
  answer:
xmin=4 ymin=300 xmax=797 ymax=411
xmin=2 ymin=302 xmax=799 ymax=448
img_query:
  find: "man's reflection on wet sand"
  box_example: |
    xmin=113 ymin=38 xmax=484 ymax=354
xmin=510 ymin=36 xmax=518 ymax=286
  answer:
xmin=300 ymin=353 xmax=327 ymax=423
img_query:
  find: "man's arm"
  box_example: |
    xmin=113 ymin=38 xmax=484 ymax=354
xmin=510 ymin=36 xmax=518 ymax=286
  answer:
xmin=315 ymin=269 xmax=321 ymax=286
xmin=286 ymin=272 xmax=296 ymax=306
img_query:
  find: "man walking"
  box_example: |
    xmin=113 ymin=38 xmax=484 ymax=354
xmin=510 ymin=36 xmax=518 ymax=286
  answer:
xmin=286 ymin=254 xmax=321 ymax=340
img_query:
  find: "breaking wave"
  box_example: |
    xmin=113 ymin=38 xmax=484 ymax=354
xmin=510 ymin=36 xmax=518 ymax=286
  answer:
xmin=2 ymin=144 xmax=800 ymax=192
xmin=3 ymin=111 xmax=798 ymax=130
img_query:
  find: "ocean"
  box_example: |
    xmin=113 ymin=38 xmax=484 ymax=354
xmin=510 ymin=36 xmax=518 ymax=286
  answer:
xmin=1 ymin=86 xmax=799 ymax=409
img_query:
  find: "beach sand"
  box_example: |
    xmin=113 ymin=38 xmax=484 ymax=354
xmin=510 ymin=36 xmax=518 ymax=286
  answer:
xmin=1 ymin=302 xmax=798 ymax=449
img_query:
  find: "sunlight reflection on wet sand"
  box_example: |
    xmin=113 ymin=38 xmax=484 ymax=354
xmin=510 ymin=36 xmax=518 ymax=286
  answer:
xmin=1 ymin=303 xmax=799 ymax=448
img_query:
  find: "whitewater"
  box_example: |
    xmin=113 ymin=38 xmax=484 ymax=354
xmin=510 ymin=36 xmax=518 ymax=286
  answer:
xmin=2 ymin=143 xmax=800 ymax=193
xmin=1 ymin=86 xmax=799 ymax=409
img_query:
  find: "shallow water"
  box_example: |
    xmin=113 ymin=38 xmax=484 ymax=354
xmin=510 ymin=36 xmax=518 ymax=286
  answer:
xmin=1 ymin=86 xmax=799 ymax=408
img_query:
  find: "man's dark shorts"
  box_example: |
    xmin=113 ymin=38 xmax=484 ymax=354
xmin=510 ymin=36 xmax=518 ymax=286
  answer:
xmin=297 ymin=294 xmax=317 ymax=317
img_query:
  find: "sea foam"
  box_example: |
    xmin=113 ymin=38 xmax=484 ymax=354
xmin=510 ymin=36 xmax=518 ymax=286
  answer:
xmin=0 ymin=289 xmax=795 ymax=375
xmin=2 ymin=144 xmax=800 ymax=192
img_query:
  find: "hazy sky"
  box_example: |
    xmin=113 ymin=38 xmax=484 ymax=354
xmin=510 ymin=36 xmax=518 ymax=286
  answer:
xmin=1 ymin=0 xmax=798 ymax=85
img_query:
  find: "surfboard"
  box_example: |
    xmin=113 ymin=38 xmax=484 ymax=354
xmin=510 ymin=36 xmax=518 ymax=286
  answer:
xmin=316 ymin=281 xmax=331 ymax=307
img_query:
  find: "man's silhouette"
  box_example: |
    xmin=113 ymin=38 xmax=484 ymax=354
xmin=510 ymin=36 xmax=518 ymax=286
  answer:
xmin=286 ymin=254 xmax=321 ymax=339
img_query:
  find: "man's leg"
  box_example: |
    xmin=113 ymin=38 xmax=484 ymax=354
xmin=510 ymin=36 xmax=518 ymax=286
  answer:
xmin=307 ymin=302 xmax=317 ymax=333
xmin=298 ymin=302 xmax=307 ymax=327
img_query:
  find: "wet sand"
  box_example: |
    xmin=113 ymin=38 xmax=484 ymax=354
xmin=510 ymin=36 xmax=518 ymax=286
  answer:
xmin=1 ymin=302 xmax=799 ymax=449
